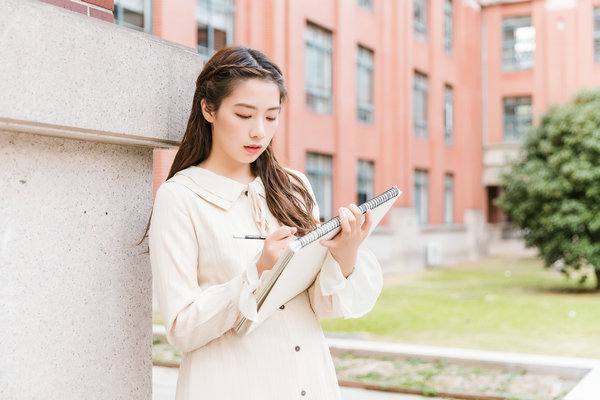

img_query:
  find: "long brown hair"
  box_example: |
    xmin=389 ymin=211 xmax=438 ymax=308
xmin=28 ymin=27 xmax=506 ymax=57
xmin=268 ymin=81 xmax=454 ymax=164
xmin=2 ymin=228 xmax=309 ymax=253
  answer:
xmin=140 ymin=46 xmax=317 ymax=244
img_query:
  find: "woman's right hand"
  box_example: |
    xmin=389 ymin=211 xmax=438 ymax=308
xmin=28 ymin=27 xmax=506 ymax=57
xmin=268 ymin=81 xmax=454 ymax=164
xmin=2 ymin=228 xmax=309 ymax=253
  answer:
xmin=256 ymin=226 xmax=297 ymax=277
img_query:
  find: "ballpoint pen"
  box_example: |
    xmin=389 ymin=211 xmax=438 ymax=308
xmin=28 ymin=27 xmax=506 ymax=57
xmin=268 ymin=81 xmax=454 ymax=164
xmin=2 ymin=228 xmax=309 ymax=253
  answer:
xmin=232 ymin=234 xmax=268 ymax=240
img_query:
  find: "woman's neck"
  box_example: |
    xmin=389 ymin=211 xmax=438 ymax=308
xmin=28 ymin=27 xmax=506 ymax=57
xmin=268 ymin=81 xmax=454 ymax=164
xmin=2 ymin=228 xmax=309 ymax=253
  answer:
xmin=196 ymin=158 xmax=255 ymax=184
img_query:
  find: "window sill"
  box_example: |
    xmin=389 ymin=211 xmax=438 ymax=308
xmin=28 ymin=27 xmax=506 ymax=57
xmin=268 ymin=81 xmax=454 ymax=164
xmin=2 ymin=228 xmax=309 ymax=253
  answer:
xmin=419 ymin=224 xmax=466 ymax=233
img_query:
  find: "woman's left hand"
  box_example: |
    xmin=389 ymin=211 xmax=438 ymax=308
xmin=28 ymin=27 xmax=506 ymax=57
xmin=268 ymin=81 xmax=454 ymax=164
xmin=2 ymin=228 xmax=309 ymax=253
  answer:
xmin=320 ymin=204 xmax=373 ymax=278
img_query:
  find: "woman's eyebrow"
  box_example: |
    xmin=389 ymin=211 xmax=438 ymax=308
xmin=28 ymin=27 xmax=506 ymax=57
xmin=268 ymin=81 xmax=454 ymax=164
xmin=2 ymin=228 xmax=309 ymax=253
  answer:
xmin=233 ymin=103 xmax=281 ymax=111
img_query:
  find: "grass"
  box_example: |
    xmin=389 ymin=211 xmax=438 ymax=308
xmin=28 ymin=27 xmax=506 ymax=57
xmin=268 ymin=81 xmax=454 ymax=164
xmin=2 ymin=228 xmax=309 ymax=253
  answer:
xmin=320 ymin=257 xmax=600 ymax=358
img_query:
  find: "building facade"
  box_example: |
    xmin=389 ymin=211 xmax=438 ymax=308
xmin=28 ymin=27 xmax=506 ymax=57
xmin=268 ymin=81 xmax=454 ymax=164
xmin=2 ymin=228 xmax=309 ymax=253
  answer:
xmin=111 ymin=0 xmax=600 ymax=269
xmin=481 ymin=0 xmax=600 ymax=227
xmin=149 ymin=0 xmax=484 ymax=226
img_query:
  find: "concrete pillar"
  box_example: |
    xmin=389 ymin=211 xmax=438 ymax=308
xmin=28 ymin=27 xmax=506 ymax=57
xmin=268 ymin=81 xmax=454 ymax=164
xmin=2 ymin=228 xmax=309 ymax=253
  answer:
xmin=1 ymin=0 xmax=203 ymax=397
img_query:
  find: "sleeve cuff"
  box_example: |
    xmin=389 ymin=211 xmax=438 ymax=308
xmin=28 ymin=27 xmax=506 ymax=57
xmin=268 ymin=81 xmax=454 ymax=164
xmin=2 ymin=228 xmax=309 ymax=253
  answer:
xmin=318 ymin=251 xmax=349 ymax=296
xmin=318 ymin=247 xmax=383 ymax=319
xmin=238 ymin=253 xmax=274 ymax=322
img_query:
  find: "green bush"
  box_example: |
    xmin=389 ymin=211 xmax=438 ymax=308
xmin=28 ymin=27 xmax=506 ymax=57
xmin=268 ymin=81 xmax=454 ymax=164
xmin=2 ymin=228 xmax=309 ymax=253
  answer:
xmin=498 ymin=89 xmax=600 ymax=290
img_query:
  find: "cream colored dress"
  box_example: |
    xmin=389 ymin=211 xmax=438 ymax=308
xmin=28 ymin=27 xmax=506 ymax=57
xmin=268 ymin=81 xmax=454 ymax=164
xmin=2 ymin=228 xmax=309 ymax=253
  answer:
xmin=149 ymin=165 xmax=382 ymax=400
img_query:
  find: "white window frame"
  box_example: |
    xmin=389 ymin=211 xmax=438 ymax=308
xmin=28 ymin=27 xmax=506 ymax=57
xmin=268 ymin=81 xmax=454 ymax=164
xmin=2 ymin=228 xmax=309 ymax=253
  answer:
xmin=444 ymin=0 xmax=453 ymax=54
xmin=502 ymin=16 xmax=535 ymax=72
xmin=357 ymin=46 xmax=374 ymax=124
xmin=414 ymin=0 xmax=428 ymax=42
xmin=113 ymin=0 xmax=152 ymax=34
xmin=594 ymin=8 xmax=600 ymax=63
xmin=444 ymin=174 xmax=454 ymax=225
xmin=305 ymin=22 xmax=333 ymax=114
xmin=444 ymin=84 xmax=454 ymax=145
xmin=503 ymin=96 xmax=532 ymax=142
xmin=357 ymin=160 xmax=374 ymax=205
xmin=306 ymin=153 xmax=333 ymax=222
xmin=358 ymin=0 xmax=374 ymax=13
xmin=414 ymin=169 xmax=429 ymax=225
xmin=414 ymin=71 xmax=428 ymax=138
xmin=196 ymin=0 xmax=235 ymax=62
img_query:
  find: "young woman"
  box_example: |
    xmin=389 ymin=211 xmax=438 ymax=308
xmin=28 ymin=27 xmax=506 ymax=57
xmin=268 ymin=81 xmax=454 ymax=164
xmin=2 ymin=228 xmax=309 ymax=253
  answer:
xmin=148 ymin=46 xmax=382 ymax=399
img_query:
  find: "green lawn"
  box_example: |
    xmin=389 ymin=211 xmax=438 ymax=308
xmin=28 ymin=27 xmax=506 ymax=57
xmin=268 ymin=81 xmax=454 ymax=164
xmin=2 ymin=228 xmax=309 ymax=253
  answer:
xmin=321 ymin=257 xmax=600 ymax=358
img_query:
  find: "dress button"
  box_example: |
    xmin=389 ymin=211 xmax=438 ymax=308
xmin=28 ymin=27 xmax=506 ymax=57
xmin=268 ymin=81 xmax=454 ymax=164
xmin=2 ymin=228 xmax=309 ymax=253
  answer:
xmin=295 ymin=346 xmax=300 ymax=352
xmin=280 ymin=305 xmax=285 ymax=310
xmin=301 ymin=390 xmax=306 ymax=396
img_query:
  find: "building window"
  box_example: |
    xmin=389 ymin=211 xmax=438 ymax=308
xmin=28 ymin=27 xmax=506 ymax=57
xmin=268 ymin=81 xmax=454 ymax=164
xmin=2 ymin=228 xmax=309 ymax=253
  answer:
xmin=357 ymin=160 xmax=374 ymax=205
xmin=444 ymin=85 xmax=454 ymax=144
xmin=357 ymin=46 xmax=374 ymax=124
xmin=444 ymin=174 xmax=454 ymax=225
xmin=444 ymin=0 xmax=453 ymax=54
xmin=594 ymin=8 xmax=600 ymax=63
xmin=414 ymin=0 xmax=428 ymax=41
xmin=414 ymin=169 xmax=429 ymax=225
xmin=502 ymin=16 xmax=535 ymax=72
xmin=358 ymin=0 xmax=374 ymax=12
xmin=414 ymin=71 xmax=428 ymax=138
xmin=113 ymin=0 xmax=152 ymax=33
xmin=196 ymin=0 xmax=235 ymax=61
xmin=305 ymin=22 xmax=333 ymax=114
xmin=306 ymin=153 xmax=333 ymax=221
xmin=503 ymin=96 xmax=532 ymax=141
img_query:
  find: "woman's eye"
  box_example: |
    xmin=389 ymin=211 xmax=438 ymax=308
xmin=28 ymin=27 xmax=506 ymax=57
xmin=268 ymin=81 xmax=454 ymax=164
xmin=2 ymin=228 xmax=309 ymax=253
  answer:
xmin=266 ymin=117 xmax=277 ymax=121
xmin=236 ymin=114 xmax=251 ymax=119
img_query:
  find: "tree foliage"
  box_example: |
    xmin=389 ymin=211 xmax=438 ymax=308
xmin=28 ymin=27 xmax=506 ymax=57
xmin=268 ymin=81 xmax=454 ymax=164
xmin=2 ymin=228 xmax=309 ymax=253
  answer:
xmin=497 ymin=89 xmax=600 ymax=290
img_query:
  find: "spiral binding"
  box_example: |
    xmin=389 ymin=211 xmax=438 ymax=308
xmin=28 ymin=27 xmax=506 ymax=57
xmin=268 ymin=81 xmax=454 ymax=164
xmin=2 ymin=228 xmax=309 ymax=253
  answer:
xmin=297 ymin=186 xmax=399 ymax=248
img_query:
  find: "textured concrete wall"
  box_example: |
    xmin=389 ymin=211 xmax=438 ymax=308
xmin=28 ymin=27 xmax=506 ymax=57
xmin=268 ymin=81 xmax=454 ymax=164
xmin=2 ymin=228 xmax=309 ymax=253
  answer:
xmin=0 ymin=0 xmax=202 ymax=147
xmin=1 ymin=131 xmax=153 ymax=399
xmin=0 ymin=0 xmax=205 ymax=398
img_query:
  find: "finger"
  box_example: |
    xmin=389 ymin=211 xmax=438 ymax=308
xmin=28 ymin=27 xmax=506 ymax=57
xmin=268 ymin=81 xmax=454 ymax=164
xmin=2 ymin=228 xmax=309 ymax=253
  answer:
xmin=339 ymin=207 xmax=351 ymax=232
xmin=348 ymin=204 xmax=362 ymax=228
xmin=349 ymin=204 xmax=362 ymax=219
xmin=319 ymin=238 xmax=333 ymax=248
xmin=283 ymin=232 xmax=298 ymax=244
xmin=269 ymin=226 xmax=295 ymax=241
xmin=344 ymin=206 xmax=357 ymax=226
xmin=361 ymin=209 xmax=373 ymax=235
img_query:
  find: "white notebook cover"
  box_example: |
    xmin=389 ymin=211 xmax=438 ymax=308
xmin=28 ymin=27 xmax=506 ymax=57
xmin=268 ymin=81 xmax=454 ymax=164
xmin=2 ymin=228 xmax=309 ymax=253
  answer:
xmin=235 ymin=186 xmax=401 ymax=335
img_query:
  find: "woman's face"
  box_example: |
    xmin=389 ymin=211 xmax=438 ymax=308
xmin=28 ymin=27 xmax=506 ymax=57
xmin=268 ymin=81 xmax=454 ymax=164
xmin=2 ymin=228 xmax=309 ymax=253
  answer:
xmin=202 ymin=78 xmax=281 ymax=171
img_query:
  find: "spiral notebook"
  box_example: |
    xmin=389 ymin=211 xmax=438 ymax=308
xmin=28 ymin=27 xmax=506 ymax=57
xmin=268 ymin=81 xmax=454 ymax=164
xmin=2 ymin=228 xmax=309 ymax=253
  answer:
xmin=234 ymin=186 xmax=401 ymax=335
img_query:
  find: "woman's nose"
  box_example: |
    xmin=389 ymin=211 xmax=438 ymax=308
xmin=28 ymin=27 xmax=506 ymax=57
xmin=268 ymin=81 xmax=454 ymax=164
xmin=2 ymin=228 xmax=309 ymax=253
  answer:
xmin=250 ymin=119 xmax=266 ymax=139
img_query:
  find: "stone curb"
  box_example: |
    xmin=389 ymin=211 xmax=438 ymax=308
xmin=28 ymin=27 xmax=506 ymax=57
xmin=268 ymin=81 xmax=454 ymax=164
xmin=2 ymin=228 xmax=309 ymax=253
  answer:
xmin=326 ymin=337 xmax=600 ymax=378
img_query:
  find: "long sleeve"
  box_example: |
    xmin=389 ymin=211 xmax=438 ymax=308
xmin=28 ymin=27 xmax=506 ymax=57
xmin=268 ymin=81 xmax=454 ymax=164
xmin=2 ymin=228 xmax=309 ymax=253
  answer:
xmin=292 ymin=171 xmax=383 ymax=320
xmin=149 ymin=183 xmax=252 ymax=352
xmin=308 ymin=246 xmax=382 ymax=320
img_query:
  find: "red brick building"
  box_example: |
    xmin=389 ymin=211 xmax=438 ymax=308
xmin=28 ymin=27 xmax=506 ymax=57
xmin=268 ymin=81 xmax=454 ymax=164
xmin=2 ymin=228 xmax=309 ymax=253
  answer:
xmin=114 ymin=0 xmax=600 ymax=266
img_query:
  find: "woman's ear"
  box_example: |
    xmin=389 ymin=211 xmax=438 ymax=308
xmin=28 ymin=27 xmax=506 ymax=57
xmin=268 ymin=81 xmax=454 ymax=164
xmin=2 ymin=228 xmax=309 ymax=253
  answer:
xmin=200 ymin=99 xmax=215 ymax=123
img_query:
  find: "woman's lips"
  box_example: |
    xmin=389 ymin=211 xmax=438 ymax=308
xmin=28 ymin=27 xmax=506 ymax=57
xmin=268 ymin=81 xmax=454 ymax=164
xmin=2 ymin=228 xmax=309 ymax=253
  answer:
xmin=244 ymin=145 xmax=262 ymax=154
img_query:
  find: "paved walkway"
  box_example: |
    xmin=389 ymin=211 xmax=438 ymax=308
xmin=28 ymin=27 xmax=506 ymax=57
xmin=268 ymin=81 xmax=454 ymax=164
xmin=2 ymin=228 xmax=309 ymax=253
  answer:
xmin=152 ymin=366 xmax=434 ymax=400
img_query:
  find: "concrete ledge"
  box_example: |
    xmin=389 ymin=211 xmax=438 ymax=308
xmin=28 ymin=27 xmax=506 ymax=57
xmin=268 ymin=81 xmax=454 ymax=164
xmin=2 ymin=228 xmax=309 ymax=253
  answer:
xmin=0 ymin=117 xmax=177 ymax=147
xmin=1 ymin=0 xmax=203 ymax=146
xmin=419 ymin=224 xmax=467 ymax=234
xmin=326 ymin=337 xmax=599 ymax=381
